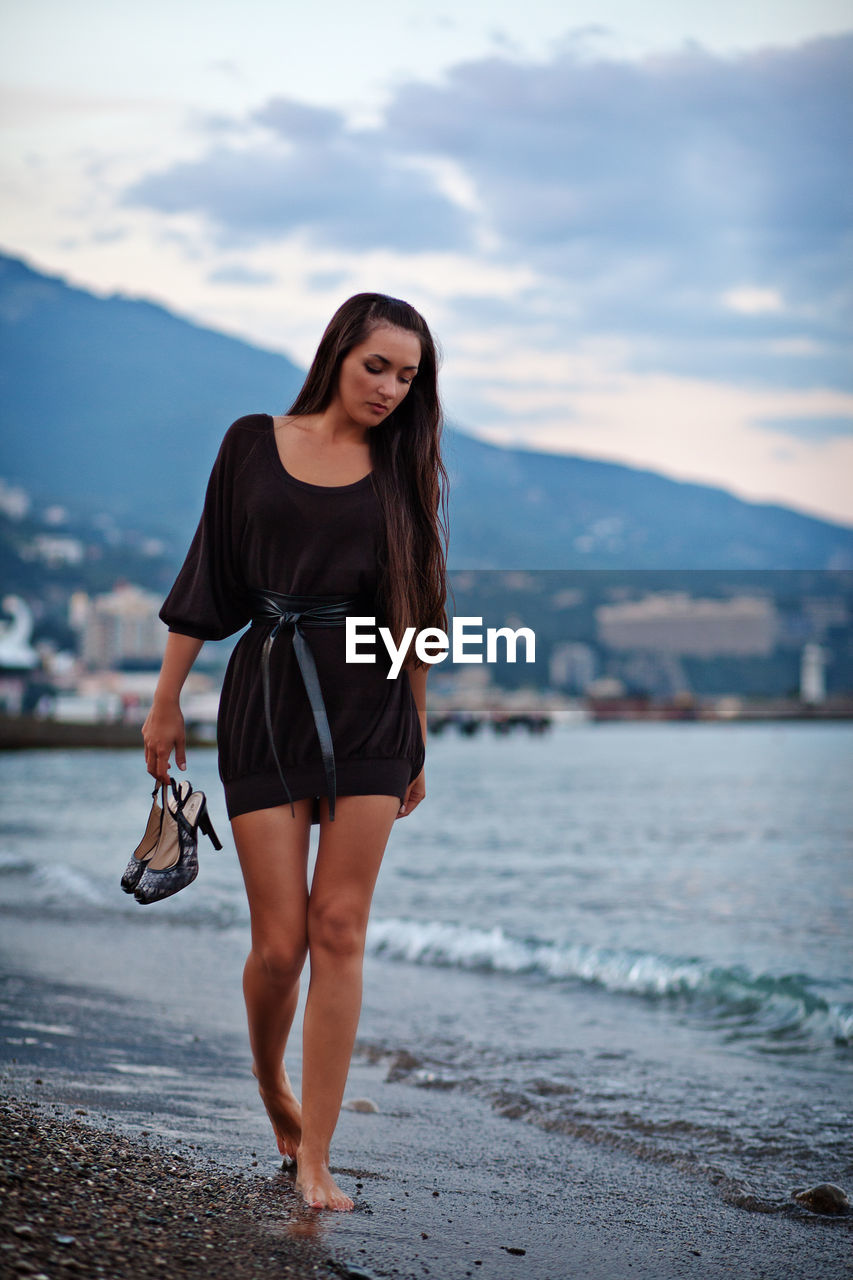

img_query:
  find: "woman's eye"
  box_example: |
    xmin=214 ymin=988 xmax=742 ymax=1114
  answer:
xmin=365 ymin=362 xmax=412 ymax=384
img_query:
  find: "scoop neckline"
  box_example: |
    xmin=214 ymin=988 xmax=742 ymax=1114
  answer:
xmin=266 ymin=414 xmax=374 ymax=492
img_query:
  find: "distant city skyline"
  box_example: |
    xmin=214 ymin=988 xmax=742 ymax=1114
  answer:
xmin=2 ymin=1 xmax=852 ymax=525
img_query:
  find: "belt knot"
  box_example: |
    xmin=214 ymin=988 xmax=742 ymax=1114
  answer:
xmin=247 ymin=589 xmax=370 ymax=821
xmin=272 ymin=610 xmax=301 ymax=629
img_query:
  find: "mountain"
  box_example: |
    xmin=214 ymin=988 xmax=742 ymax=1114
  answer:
xmin=443 ymin=432 xmax=853 ymax=569
xmin=0 ymin=251 xmax=305 ymax=531
xmin=2 ymin=250 xmax=851 ymax=569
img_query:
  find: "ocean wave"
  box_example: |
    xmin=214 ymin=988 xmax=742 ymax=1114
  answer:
xmin=366 ymin=917 xmax=853 ymax=1049
xmin=0 ymin=855 xmax=114 ymax=906
xmin=0 ymin=856 xmax=247 ymax=930
xmin=31 ymin=862 xmax=108 ymax=906
xmin=0 ymin=854 xmax=36 ymax=875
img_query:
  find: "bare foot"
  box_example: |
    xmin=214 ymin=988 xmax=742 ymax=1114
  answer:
xmin=295 ymin=1152 xmax=354 ymax=1211
xmin=251 ymin=1063 xmax=302 ymax=1161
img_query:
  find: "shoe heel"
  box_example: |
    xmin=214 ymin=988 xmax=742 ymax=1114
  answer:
xmin=197 ymin=799 xmax=223 ymax=850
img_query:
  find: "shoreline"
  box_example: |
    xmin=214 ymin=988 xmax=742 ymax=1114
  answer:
xmin=2 ymin=951 xmax=852 ymax=1280
xmin=3 ymin=702 xmax=853 ymax=754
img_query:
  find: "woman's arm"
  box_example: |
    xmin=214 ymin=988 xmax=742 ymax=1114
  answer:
xmin=141 ymin=632 xmax=204 ymax=782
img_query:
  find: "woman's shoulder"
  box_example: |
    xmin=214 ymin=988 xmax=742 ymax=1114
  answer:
xmin=223 ymin=412 xmax=272 ymax=443
xmin=217 ymin=413 xmax=273 ymax=473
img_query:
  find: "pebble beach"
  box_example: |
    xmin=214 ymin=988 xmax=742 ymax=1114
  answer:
xmin=0 ymin=1095 xmax=340 ymax=1280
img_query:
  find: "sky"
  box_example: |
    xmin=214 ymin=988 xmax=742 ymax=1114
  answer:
xmin=2 ymin=0 xmax=852 ymax=525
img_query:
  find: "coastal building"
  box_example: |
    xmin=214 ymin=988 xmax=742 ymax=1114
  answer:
xmin=800 ymin=643 xmax=826 ymax=704
xmin=73 ymin=583 xmax=167 ymax=669
xmin=595 ymin=592 xmax=777 ymax=656
xmin=549 ymin=641 xmax=597 ymax=692
xmin=23 ymin=533 xmax=85 ymax=567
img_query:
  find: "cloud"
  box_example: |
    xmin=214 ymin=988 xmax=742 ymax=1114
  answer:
xmin=753 ymin=415 xmax=853 ymax=441
xmin=206 ymin=262 xmax=276 ymax=286
xmin=119 ymin=33 xmax=852 ymax=395
xmin=722 ymin=288 xmax=785 ymax=316
xmin=384 ymin=36 xmax=851 ymax=330
xmin=122 ymin=97 xmax=472 ymax=253
xmin=252 ymin=98 xmax=343 ymax=143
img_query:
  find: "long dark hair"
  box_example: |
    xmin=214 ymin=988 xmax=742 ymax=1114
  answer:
xmin=287 ymin=293 xmax=449 ymax=669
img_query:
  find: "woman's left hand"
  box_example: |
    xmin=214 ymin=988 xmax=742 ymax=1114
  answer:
xmin=398 ymin=769 xmax=425 ymax=818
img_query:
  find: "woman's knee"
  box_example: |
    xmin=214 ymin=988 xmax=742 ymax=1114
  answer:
xmin=307 ymin=901 xmax=366 ymax=960
xmin=251 ymin=937 xmax=307 ymax=984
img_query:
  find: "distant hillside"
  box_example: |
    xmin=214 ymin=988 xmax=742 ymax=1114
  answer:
xmin=0 ymin=252 xmax=305 ymax=529
xmin=2 ymin=250 xmax=851 ymax=569
xmin=444 ymin=431 xmax=853 ymax=569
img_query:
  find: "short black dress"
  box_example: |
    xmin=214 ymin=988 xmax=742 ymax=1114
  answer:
xmin=159 ymin=414 xmax=426 ymax=823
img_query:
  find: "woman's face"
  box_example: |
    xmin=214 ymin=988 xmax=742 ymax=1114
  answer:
xmin=333 ymin=324 xmax=422 ymax=427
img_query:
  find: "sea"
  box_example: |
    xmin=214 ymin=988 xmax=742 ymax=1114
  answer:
xmin=1 ymin=720 xmax=851 ymax=1215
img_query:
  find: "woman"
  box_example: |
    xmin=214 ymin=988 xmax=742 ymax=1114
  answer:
xmin=141 ymin=293 xmax=449 ymax=1211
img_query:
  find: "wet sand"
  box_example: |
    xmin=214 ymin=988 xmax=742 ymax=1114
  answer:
xmin=2 ymin=916 xmax=852 ymax=1279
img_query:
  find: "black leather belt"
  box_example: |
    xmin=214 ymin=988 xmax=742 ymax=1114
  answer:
xmin=248 ymin=589 xmax=368 ymax=821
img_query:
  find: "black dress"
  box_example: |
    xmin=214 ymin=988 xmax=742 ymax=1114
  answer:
xmin=159 ymin=414 xmax=425 ymax=823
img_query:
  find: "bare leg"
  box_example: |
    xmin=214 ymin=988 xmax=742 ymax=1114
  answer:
xmin=295 ymin=793 xmax=401 ymax=1211
xmin=232 ymin=801 xmax=313 ymax=1160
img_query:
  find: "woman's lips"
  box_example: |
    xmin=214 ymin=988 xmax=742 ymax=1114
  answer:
xmin=368 ymin=403 xmax=387 ymax=413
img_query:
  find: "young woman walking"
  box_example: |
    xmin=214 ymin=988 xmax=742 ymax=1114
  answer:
xmin=141 ymin=294 xmax=449 ymax=1210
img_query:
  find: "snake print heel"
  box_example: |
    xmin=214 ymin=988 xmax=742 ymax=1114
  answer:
xmin=120 ymin=779 xmax=191 ymax=894
xmin=133 ymin=785 xmax=221 ymax=905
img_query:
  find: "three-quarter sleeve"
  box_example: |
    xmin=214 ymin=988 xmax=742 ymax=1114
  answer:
xmin=159 ymin=423 xmax=254 ymax=641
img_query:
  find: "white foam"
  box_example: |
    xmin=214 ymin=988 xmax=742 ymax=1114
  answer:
xmin=365 ymin=916 xmax=707 ymax=996
xmin=110 ymin=1063 xmax=183 ymax=1077
xmin=365 ymin=916 xmax=853 ymax=1047
xmin=32 ymin=862 xmax=107 ymax=905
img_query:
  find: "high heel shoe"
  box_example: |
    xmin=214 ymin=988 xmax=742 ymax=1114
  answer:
xmin=133 ymin=781 xmax=222 ymax=905
xmin=120 ymin=779 xmax=191 ymax=894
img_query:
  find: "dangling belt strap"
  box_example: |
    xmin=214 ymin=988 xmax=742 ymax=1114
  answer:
xmin=248 ymin=590 xmax=367 ymax=821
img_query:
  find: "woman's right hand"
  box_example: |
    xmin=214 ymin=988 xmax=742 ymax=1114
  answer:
xmin=142 ymin=697 xmax=187 ymax=783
